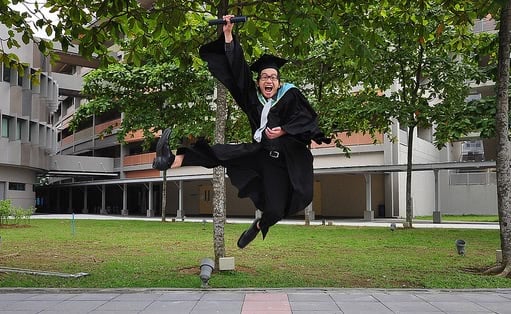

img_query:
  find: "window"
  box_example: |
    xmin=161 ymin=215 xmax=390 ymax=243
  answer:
xmin=30 ymin=68 xmax=36 ymax=90
xmin=2 ymin=63 xmax=10 ymax=82
xmin=16 ymin=120 xmax=22 ymax=140
xmin=9 ymin=182 xmax=25 ymax=191
xmin=417 ymin=125 xmax=432 ymax=142
xmin=17 ymin=68 xmax=23 ymax=86
xmin=1 ymin=116 xmax=9 ymax=138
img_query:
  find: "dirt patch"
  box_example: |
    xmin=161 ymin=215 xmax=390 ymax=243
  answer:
xmin=0 ymin=253 xmax=20 ymax=260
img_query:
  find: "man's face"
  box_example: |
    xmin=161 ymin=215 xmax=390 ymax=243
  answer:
xmin=258 ymin=68 xmax=280 ymax=99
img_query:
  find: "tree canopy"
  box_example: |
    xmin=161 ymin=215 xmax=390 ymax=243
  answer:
xmin=3 ymin=0 xmax=511 ymax=274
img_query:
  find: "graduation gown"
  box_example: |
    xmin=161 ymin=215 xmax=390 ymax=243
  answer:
xmin=181 ymin=35 xmax=327 ymax=228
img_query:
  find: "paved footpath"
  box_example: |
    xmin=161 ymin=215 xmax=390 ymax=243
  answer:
xmin=0 ymin=288 xmax=510 ymax=314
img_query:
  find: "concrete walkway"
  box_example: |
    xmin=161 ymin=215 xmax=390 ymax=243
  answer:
xmin=0 ymin=288 xmax=510 ymax=313
xmin=32 ymin=213 xmax=501 ymax=230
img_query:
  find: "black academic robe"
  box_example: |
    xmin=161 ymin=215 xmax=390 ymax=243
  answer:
xmin=181 ymin=35 xmax=327 ymax=224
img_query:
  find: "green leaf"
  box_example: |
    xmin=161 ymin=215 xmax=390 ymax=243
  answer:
xmin=45 ymin=25 xmax=53 ymax=37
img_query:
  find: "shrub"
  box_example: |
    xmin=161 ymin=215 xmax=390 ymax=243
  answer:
xmin=23 ymin=207 xmax=35 ymax=224
xmin=0 ymin=201 xmax=35 ymax=225
xmin=11 ymin=206 xmax=25 ymax=225
xmin=0 ymin=199 xmax=12 ymax=225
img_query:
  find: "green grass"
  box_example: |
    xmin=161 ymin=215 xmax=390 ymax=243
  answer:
xmin=0 ymin=219 xmax=508 ymax=289
xmin=415 ymin=215 xmax=499 ymax=222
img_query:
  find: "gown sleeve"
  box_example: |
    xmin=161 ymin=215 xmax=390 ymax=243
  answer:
xmin=199 ymin=34 xmax=255 ymax=111
xmin=279 ymin=89 xmax=331 ymax=144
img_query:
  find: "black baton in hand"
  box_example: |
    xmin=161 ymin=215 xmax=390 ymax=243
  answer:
xmin=208 ymin=16 xmax=247 ymax=25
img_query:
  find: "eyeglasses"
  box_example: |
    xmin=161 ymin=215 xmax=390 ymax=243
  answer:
xmin=259 ymin=74 xmax=279 ymax=82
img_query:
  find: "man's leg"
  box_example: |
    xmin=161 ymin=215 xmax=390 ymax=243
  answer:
xmin=237 ymin=152 xmax=290 ymax=248
xmin=154 ymin=133 xmax=223 ymax=171
xmin=171 ymin=155 xmax=184 ymax=168
xmin=258 ymin=153 xmax=290 ymax=238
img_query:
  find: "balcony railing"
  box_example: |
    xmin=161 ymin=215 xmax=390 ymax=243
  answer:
xmin=123 ymin=152 xmax=156 ymax=167
xmin=311 ymin=132 xmax=383 ymax=149
xmin=95 ymin=118 xmax=121 ymax=135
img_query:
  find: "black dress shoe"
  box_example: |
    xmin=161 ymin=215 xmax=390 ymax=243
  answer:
xmin=237 ymin=219 xmax=260 ymax=249
xmin=152 ymin=128 xmax=175 ymax=171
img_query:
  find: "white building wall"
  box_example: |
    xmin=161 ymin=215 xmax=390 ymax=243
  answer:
xmin=0 ymin=23 xmax=58 ymax=209
xmin=0 ymin=166 xmax=36 ymax=209
xmin=394 ymin=127 xmax=449 ymax=217
xmin=439 ymin=166 xmax=497 ymax=216
xmin=433 ymin=138 xmax=498 ymax=216
xmin=313 ymin=145 xmax=384 ymax=169
xmin=443 ymin=183 xmax=497 ymax=215
xmin=0 ymin=83 xmax=10 ymax=112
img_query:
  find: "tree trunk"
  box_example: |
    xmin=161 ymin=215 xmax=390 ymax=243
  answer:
xmin=212 ymin=84 xmax=228 ymax=266
xmin=494 ymin=0 xmax=511 ymax=277
xmin=405 ymin=124 xmax=415 ymax=228
xmin=161 ymin=170 xmax=167 ymax=222
xmin=211 ymin=0 xmax=229 ymax=268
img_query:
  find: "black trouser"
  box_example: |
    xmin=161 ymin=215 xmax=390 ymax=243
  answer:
xmin=257 ymin=149 xmax=290 ymax=237
xmin=179 ymin=142 xmax=291 ymax=237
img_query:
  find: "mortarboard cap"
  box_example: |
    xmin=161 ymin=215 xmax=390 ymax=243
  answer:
xmin=250 ymin=54 xmax=288 ymax=73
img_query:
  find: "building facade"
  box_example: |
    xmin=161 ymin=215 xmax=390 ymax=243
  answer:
xmin=0 ymin=26 xmax=58 ymax=209
xmin=0 ymin=17 xmax=499 ymax=220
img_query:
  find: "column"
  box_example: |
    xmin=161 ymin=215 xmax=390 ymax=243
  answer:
xmin=363 ymin=174 xmax=374 ymax=221
xmin=433 ymin=169 xmax=442 ymax=223
xmin=147 ymin=182 xmax=154 ymax=217
xmin=176 ymin=180 xmax=184 ymax=220
xmin=100 ymin=184 xmax=107 ymax=214
xmin=56 ymin=188 xmax=61 ymax=212
xmin=68 ymin=187 xmax=73 ymax=214
xmin=121 ymin=184 xmax=128 ymax=216
xmin=82 ymin=186 xmax=88 ymax=214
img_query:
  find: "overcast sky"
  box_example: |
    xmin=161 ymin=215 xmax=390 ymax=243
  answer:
xmin=10 ymin=1 xmax=59 ymax=39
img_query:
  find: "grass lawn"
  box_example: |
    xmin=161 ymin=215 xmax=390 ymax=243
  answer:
xmin=0 ymin=219 xmax=509 ymax=289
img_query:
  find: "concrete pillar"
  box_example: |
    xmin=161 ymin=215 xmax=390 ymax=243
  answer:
xmin=176 ymin=180 xmax=184 ymax=220
xmin=100 ymin=184 xmax=107 ymax=214
xmin=82 ymin=186 xmax=88 ymax=214
xmin=433 ymin=170 xmax=442 ymax=223
xmin=119 ymin=128 xmax=129 ymax=180
xmin=364 ymin=174 xmax=374 ymax=221
xmin=56 ymin=188 xmax=61 ymax=212
xmin=147 ymin=182 xmax=154 ymax=217
xmin=68 ymin=187 xmax=73 ymax=214
xmin=121 ymin=184 xmax=128 ymax=216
